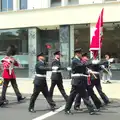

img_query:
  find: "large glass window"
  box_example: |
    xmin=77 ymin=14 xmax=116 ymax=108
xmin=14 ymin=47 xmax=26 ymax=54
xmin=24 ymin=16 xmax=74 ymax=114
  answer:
xmin=1 ymin=0 xmax=13 ymax=11
xmin=37 ymin=29 xmax=59 ymax=66
xmin=102 ymin=22 xmax=120 ymax=70
xmin=0 ymin=28 xmax=28 ymax=77
xmin=74 ymin=24 xmax=90 ymax=56
xmin=20 ymin=0 xmax=27 ymax=9
xmin=68 ymin=0 xmax=79 ymax=5
xmin=51 ymin=0 xmax=61 ymax=7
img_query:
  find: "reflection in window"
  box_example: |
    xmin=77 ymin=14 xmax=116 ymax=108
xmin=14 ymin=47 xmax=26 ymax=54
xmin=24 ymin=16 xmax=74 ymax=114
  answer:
xmin=0 ymin=28 xmax=28 ymax=55
xmin=20 ymin=0 xmax=27 ymax=9
xmin=74 ymin=24 xmax=90 ymax=56
xmin=68 ymin=0 xmax=79 ymax=5
xmin=40 ymin=30 xmax=59 ymax=66
xmin=8 ymin=0 xmax=13 ymax=10
xmin=102 ymin=23 xmax=120 ymax=65
xmin=1 ymin=0 xmax=13 ymax=11
xmin=0 ymin=28 xmax=29 ymax=77
xmin=51 ymin=0 xmax=61 ymax=7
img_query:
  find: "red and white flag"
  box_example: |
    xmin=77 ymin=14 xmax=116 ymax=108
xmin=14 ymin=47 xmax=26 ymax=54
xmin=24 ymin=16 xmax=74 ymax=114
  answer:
xmin=90 ymin=8 xmax=104 ymax=59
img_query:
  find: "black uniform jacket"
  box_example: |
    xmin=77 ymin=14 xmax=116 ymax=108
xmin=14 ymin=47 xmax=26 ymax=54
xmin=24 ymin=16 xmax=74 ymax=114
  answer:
xmin=34 ymin=60 xmax=51 ymax=85
xmin=51 ymin=59 xmax=64 ymax=81
xmin=71 ymin=57 xmax=90 ymax=86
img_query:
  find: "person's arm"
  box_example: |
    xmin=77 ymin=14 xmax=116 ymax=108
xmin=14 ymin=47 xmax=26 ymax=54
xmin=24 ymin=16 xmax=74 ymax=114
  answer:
xmin=52 ymin=61 xmax=66 ymax=70
xmin=37 ymin=62 xmax=52 ymax=71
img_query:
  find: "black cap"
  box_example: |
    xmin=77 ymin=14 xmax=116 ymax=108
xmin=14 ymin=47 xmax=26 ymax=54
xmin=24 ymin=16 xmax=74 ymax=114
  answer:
xmin=37 ymin=52 xmax=44 ymax=57
xmin=82 ymin=52 xmax=88 ymax=56
xmin=54 ymin=51 xmax=60 ymax=55
xmin=74 ymin=48 xmax=82 ymax=53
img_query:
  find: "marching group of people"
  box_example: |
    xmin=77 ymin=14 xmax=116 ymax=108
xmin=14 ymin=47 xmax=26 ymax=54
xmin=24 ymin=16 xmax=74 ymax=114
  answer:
xmin=0 ymin=45 xmax=113 ymax=115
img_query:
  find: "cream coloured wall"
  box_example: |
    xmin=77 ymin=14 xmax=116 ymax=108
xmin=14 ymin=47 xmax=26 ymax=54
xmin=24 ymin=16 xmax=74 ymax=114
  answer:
xmin=0 ymin=2 xmax=120 ymax=29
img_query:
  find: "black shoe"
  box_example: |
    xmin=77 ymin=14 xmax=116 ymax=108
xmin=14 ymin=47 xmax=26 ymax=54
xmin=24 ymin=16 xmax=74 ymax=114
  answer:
xmin=18 ymin=97 xmax=26 ymax=102
xmin=29 ymin=108 xmax=36 ymax=113
xmin=106 ymin=81 xmax=111 ymax=84
xmin=105 ymin=101 xmax=112 ymax=105
xmin=65 ymin=110 xmax=73 ymax=115
xmin=89 ymin=111 xmax=96 ymax=115
xmin=94 ymin=108 xmax=100 ymax=112
xmin=74 ymin=107 xmax=83 ymax=111
xmin=0 ymin=99 xmax=9 ymax=106
xmin=3 ymin=99 xmax=9 ymax=105
xmin=50 ymin=106 xmax=55 ymax=111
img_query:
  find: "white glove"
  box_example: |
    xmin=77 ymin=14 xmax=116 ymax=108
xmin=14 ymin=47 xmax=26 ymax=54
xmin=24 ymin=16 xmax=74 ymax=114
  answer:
xmin=92 ymin=60 xmax=100 ymax=64
xmin=88 ymin=69 xmax=92 ymax=73
xmin=101 ymin=65 xmax=105 ymax=68
xmin=67 ymin=67 xmax=71 ymax=71
xmin=52 ymin=66 xmax=59 ymax=70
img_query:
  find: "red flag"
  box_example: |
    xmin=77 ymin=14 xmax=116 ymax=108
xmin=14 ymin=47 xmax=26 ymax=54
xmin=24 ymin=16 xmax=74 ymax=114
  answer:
xmin=90 ymin=8 xmax=104 ymax=59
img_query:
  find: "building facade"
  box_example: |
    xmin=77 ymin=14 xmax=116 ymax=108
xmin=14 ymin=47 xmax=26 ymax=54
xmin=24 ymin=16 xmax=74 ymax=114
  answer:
xmin=0 ymin=0 xmax=120 ymax=79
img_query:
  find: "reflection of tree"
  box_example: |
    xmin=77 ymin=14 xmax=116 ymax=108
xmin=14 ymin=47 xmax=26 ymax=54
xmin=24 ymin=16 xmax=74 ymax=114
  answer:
xmin=0 ymin=29 xmax=28 ymax=53
xmin=16 ymin=29 xmax=28 ymax=40
xmin=0 ymin=32 xmax=18 ymax=40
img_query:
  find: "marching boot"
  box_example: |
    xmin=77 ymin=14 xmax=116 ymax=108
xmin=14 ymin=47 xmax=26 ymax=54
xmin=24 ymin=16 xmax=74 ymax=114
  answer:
xmin=28 ymin=108 xmax=36 ymax=113
xmin=18 ymin=97 xmax=26 ymax=102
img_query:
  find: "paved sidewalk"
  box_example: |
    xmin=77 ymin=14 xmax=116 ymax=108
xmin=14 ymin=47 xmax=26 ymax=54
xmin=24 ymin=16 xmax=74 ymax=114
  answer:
xmin=0 ymin=79 xmax=120 ymax=99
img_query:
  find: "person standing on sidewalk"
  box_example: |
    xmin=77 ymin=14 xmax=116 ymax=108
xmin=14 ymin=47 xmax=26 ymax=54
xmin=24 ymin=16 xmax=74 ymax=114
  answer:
xmin=102 ymin=53 xmax=112 ymax=84
xmin=49 ymin=51 xmax=68 ymax=102
xmin=0 ymin=45 xmax=25 ymax=106
xmin=28 ymin=53 xmax=56 ymax=113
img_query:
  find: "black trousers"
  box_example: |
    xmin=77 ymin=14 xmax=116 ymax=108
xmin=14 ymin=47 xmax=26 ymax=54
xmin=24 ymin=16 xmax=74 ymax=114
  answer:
xmin=29 ymin=83 xmax=55 ymax=109
xmin=91 ymin=75 xmax=109 ymax=104
xmin=65 ymin=85 xmax=94 ymax=113
xmin=49 ymin=80 xmax=68 ymax=101
xmin=74 ymin=84 xmax=102 ymax=109
xmin=1 ymin=79 xmax=22 ymax=100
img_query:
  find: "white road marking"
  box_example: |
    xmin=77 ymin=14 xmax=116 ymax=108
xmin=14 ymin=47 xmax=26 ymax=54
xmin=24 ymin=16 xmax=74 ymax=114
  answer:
xmin=6 ymin=94 xmax=67 ymax=120
xmin=33 ymin=105 xmax=65 ymax=120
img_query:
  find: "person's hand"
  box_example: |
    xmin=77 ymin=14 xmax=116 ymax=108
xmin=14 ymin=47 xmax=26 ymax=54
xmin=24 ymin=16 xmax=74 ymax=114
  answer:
xmin=67 ymin=67 xmax=71 ymax=71
xmin=19 ymin=64 xmax=24 ymax=68
xmin=52 ymin=66 xmax=59 ymax=70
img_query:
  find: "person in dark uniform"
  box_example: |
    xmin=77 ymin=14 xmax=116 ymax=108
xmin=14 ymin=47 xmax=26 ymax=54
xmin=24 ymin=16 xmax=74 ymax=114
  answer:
xmin=74 ymin=54 xmax=103 ymax=111
xmin=64 ymin=48 xmax=96 ymax=115
xmin=49 ymin=51 xmax=68 ymax=102
xmin=0 ymin=45 xmax=25 ymax=106
xmin=28 ymin=53 xmax=56 ymax=113
xmin=89 ymin=59 xmax=111 ymax=105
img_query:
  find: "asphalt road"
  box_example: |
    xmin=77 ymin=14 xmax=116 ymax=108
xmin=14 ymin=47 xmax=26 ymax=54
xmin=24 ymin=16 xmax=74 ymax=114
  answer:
xmin=0 ymin=93 xmax=120 ymax=120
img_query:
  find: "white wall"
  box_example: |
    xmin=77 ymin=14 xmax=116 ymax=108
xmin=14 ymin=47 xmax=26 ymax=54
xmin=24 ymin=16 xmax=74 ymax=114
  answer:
xmin=13 ymin=0 xmax=20 ymax=11
xmin=27 ymin=0 xmax=50 ymax=9
xmin=0 ymin=2 xmax=120 ymax=29
xmin=79 ymin=0 xmax=103 ymax=4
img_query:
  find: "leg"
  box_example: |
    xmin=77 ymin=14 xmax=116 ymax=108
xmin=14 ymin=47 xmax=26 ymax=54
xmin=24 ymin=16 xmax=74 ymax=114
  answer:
xmin=1 ymin=79 xmax=9 ymax=100
xmin=10 ymin=79 xmax=25 ymax=101
xmin=42 ymin=83 xmax=56 ymax=111
xmin=49 ymin=80 xmax=56 ymax=98
xmin=87 ymin=85 xmax=102 ymax=109
xmin=57 ymin=82 xmax=68 ymax=101
xmin=74 ymin=93 xmax=82 ymax=110
xmin=79 ymin=86 xmax=95 ymax=115
xmin=95 ymin=77 xmax=110 ymax=104
xmin=29 ymin=85 xmax=41 ymax=112
xmin=102 ymin=73 xmax=107 ymax=83
xmin=65 ymin=85 xmax=77 ymax=112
